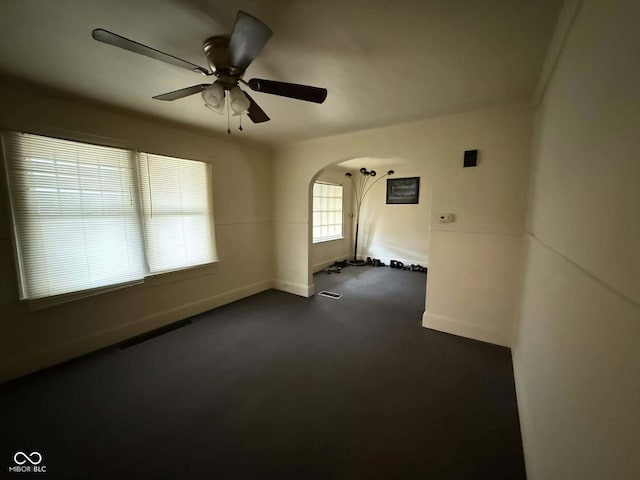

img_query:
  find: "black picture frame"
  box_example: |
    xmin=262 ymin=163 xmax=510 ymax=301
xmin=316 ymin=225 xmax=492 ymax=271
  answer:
xmin=386 ymin=177 xmax=420 ymax=204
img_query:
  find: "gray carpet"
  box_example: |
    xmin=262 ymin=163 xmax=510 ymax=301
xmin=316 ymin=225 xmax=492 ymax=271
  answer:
xmin=0 ymin=266 xmax=525 ymax=479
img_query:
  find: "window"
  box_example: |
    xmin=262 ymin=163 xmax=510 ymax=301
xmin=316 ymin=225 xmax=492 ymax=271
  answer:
xmin=2 ymin=131 xmax=217 ymax=303
xmin=138 ymin=152 xmax=216 ymax=274
xmin=3 ymin=132 xmax=145 ymax=300
xmin=312 ymin=182 xmax=343 ymax=243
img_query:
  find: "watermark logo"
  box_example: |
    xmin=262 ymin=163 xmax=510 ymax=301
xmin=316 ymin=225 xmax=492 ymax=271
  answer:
xmin=9 ymin=451 xmax=46 ymax=474
xmin=14 ymin=452 xmax=42 ymax=466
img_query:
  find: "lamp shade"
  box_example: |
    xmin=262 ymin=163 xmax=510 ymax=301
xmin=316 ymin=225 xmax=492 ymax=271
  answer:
xmin=202 ymin=82 xmax=225 ymax=113
xmin=229 ymin=86 xmax=251 ymax=115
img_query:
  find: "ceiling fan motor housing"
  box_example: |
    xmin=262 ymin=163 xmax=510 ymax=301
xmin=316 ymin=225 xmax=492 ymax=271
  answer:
xmin=203 ymin=36 xmax=237 ymax=79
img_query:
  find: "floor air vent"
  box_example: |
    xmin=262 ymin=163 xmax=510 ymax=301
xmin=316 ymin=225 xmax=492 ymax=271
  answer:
xmin=118 ymin=319 xmax=193 ymax=350
xmin=318 ymin=291 xmax=342 ymax=299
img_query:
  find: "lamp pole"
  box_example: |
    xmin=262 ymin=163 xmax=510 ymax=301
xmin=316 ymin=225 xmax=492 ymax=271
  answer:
xmin=345 ymin=168 xmax=395 ymax=265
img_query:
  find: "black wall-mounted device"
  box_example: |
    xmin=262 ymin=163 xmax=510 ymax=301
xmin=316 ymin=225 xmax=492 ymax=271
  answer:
xmin=463 ymin=149 xmax=478 ymax=168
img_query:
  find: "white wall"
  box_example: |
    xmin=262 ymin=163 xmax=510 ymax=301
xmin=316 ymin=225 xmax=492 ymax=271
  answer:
xmin=273 ymin=103 xmax=532 ymax=346
xmin=356 ymin=165 xmax=431 ymax=267
xmin=0 ymin=79 xmax=274 ymax=382
xmin=309 ymin=166 xmax=353 ymax=272
xmin=513 ymin=0 xmax=640 ymax=478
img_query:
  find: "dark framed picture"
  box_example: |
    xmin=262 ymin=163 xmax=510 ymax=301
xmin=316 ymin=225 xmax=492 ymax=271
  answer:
xmin=386 ymin=177 xmax=420 ymax=204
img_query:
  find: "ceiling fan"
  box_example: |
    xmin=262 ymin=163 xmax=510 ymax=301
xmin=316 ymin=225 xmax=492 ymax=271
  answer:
xmin=91 ymin=11 xmax=327 ymax=129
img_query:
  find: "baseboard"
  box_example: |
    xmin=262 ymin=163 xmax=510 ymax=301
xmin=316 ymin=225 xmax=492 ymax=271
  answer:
xmin=422 ymin=311 xmax=512 ymax=347
xmin=273 ymin=279 xmax=314 ymax=297
xmin=511 ymin=352 xmax=534 ymax=480
xmin=0 ymin=280 xmax=273 ymax=383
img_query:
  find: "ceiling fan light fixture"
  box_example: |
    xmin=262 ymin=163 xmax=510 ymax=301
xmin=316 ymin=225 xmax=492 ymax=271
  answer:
xmin=204 ymin=103 xmax=224 ymax=115
xmin=202 ymin=82 xmax=225 ymax=112
xmin=229 ymin=86 xmax=251 ymax=114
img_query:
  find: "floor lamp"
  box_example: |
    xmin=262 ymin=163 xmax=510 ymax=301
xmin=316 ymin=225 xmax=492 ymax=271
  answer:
xmin=345 ymin=168 xmax=395 ymax=265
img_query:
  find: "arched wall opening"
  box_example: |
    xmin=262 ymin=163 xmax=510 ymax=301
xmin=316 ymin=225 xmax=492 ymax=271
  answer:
xmin=272 ymin=103 xmax=533 ymax=348
xmin=307 ymin=155 xmax=432 ymax=300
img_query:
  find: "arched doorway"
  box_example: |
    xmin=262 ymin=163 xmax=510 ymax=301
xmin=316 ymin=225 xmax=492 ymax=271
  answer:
xmin=307 ymin=155 xmax=432 ymax=304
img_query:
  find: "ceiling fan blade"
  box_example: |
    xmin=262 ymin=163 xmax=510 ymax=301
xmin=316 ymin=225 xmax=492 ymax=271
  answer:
xmin=92 ymin=29 xmax=211 ymax=75
xmin=152 ymin=84 xmax=209 ymax=101
xmin=248 ymin=78 xmax=327 ymax=104
xmin=244 ymin=93 xmax=270 ymax=123
xmin=228 ymin=11 xmax=273 ymax=72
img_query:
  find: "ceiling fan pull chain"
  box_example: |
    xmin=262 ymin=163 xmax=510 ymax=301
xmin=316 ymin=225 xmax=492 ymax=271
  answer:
xmin=227 ymin=93 xmax=231 ymax=134
xmin=239 ymin=113 xmax=243 ymax=131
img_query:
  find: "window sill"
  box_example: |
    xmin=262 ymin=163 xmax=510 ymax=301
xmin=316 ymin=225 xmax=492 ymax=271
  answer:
xmin=21 ymin=261 xmax=221 ymax=310
xmin=312 ymin=236 xmax=345 ymax=245
xmin=23 ymin=279 xmax=145 ymax=311
xmin=144 ymin=260 xmax=219 ymax=288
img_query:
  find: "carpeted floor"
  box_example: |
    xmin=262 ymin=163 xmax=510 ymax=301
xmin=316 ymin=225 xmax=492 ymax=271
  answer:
xmin=0 ymin=266 xmax=526 ymax=479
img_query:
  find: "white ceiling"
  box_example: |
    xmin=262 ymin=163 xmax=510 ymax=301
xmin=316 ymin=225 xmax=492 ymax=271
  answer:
xmin=0 ymin=0 xmax=562 ymax=146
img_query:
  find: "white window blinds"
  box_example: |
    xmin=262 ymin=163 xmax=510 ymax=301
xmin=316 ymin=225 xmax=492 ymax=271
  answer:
xmin=3 ymin=132 xmax=145 ymax=300
xmin=312 ymin=182 xmax=343 ymax=243
xmin=137 ymin=152 xmax=217 ymax=274
xmin=2 ymin=132 xmax=219 ymax=304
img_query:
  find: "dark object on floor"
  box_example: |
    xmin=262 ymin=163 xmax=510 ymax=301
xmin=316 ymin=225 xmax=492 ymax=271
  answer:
xmin=324 ymin=259 xmax=350 ymax=274
xmin=0 ymin=267 xmax=525 ymax=479
xmin=390 ymin=259 xmax=427 ymax=273
xmin=365 ymin=257 xmax=385 ymax=267
xmin=390 ymin=259 xmax=404 ymax=269
xmin=348 ymin=259 xmax=368 ymax=266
